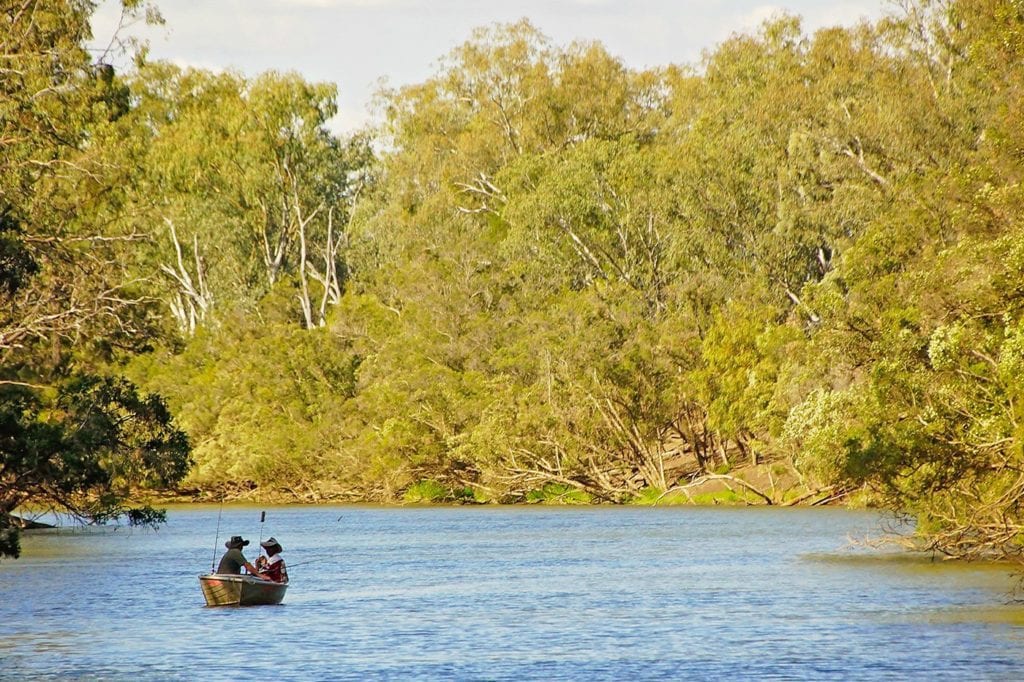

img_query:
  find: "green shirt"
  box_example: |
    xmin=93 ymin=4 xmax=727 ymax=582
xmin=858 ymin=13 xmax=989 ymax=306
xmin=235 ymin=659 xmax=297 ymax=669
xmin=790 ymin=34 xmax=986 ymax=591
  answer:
xmin=217 ymin=547 xmax=247 ymax=574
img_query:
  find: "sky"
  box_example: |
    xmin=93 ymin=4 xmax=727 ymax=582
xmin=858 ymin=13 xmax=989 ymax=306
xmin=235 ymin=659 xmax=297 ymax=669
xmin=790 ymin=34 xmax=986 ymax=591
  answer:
xmin=89 ymin=0 xmax=890 ymax=134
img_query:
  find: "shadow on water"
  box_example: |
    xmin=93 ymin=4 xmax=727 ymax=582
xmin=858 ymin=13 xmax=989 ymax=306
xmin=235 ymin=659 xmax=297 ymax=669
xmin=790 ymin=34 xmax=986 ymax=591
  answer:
xmin=802 ymin=547 xmax=1019 ymax=578
xmin=802 ymin=548 xmax=1024 ymax=625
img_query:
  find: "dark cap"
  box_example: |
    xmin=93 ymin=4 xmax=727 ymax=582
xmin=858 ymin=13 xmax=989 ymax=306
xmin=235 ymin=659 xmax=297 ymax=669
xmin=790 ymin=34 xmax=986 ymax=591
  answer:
xmin=225 ymin=535 xmax=249 ymax=549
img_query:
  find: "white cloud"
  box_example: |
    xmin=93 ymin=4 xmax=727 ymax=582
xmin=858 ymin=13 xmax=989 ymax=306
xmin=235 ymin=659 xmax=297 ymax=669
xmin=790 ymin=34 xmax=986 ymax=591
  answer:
xmin=329 ymin=103 xmax=374 ymax=135
xmin=736 ymin=4 xmax=787 ymax=31
xmin=89 ymin=0 xmax=888 ymax=134
xmin=167 ymin=57 xmax=227 ymax=74
xmin=803 ymin=2 xmax=878 ymax=29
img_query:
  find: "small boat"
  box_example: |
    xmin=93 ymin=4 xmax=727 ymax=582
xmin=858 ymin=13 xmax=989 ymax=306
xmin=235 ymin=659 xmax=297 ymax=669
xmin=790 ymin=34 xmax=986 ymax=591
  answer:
xmin=199 ymin=573 xmax=288 ymax=607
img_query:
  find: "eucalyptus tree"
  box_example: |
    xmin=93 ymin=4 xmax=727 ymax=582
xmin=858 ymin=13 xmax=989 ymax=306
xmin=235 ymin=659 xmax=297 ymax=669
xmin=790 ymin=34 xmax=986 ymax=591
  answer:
xmin=1 ymin=0 xmax=142 ymax=357
xmin=110 ymin=65 xmax=377 ymax=497
xmin=124 ymin=64 xmax=358 ymax=331
xmin=782 ymin=0 xmax=1024 ymax=562
xmin=351 ymin=20 xmax=702 ymax=498
xmin=0 ymin=0 xmax=190 ymax=558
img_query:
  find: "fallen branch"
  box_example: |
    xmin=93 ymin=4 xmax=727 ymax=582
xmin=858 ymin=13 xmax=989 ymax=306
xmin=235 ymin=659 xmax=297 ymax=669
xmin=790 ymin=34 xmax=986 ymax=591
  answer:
xmin=782 ymin=485 xmax=837 ymax=507
xmin=653 ymin=485 xmax=695 ymax=505
xmin=663 ymin=473 xmax=776 ymax=505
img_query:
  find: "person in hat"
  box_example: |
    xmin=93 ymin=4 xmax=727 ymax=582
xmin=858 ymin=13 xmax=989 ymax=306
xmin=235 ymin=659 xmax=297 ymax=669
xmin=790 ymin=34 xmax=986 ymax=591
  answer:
xmin=217 ymin=535 xmax=261 ymax=575
xmin=255 ymin=537 xmax=288 ymax=583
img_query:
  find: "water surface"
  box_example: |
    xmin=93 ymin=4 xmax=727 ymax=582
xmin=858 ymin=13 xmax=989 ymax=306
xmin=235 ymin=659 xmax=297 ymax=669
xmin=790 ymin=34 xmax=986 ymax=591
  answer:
xmin=2 ymin=506 xmax=1023 ymax=680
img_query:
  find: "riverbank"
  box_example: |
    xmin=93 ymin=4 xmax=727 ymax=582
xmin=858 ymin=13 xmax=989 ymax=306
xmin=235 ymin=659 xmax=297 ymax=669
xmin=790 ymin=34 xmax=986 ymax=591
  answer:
xmin=135 ymin=462 xmax=863 ymax=508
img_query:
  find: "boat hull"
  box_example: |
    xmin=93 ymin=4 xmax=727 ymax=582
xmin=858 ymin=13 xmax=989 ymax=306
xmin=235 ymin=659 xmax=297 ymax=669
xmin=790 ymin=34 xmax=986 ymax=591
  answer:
xmin=199 ymin=573 xmax=288 ymax=606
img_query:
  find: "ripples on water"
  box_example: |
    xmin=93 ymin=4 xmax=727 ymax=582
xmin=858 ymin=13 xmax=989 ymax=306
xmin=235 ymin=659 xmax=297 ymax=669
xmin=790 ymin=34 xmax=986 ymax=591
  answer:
xmin=2 ymin=506 xmax=1023 ymax=680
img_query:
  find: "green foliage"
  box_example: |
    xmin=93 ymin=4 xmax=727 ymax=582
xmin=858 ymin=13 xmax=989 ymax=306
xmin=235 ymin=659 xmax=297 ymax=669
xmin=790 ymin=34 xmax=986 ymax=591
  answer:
xmin=628 ymin=487 xmax=665 ymax=505
xmin=0 ymin=1 xmax=191 ymax=557
xmin=403 ymin=480 xmax=450 ymax=503
xmin=126 ymin=312 xmax=360 ymax=496
xmin=689 ymin=490 xmax=744 ymax=506
xmin=525 ymin=483 xmax=593 ymax=505
xmin=628 ymin=486 xmax=690 ymax=506
xmin=0 ymin=376 xmax=190 ymax=558
xmin=773 ymin=0 xmax=1024 ymax=560
xmin=9 ymin=0 xmax=1024 ymax=567
xmin=119 ymin=7 xmax=1024 ymax=563
xmin=400 ymin=480 xmax=478 ymax=504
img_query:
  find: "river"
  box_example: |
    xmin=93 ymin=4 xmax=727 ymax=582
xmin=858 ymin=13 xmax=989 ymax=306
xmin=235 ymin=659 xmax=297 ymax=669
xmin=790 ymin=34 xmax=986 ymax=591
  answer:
xmin=2 ymin=506 xmax=1023 ymax=680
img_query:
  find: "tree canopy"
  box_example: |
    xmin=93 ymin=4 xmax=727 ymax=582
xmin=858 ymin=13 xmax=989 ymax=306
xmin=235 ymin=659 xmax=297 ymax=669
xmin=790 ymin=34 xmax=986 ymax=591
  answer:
xmin=4 ymin=0 xmax=1024 ymax=566
xmin=0 ymin=0 xmax=189 ymax=558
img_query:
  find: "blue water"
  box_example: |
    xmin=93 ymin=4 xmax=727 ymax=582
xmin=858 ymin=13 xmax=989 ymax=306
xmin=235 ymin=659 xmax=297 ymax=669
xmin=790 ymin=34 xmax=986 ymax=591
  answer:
xmin=2 ymin=506 xmax=1023 ymax=680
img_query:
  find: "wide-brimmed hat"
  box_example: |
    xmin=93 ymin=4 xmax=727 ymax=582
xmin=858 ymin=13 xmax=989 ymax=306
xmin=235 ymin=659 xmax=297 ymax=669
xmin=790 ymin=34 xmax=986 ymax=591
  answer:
xmin=260 ymin=536 xmax=282 ymax=549
xmin=225 ymin=535 xmax=249 ymax=549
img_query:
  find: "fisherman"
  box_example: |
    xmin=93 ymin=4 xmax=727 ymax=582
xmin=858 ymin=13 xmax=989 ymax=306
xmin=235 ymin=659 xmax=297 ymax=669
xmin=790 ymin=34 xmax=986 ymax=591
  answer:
xmin=217 ymin=535 xmax=261 ymax=575
xmin=256 ymin=537 xmax=288 ymax=583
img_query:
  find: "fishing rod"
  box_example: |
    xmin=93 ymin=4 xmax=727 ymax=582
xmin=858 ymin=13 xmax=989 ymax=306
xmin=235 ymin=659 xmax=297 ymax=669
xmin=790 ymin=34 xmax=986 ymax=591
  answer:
xmin=286 ymin=549 xmax=354 ymax=569
xmin=244 ymin=514 xmax=343 ymax=570
xmin=210 ymin=496 xmax=225 ymax=572
xmin=283 ymin=557 xmax=332 ymax=569
xmin=283 ymin=516 xmax=345 ymax=568
xmin=254 ymin=510 xmax=266 ymax=570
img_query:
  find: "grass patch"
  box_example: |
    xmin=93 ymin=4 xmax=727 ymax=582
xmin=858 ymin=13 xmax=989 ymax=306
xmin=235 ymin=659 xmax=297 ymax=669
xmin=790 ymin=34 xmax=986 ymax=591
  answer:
xmin=403 ymin=480 xmax=489 ymax=504
xmin=687 ymin=489 xmax=764 ymax=506
xmin=654 ymin=490 xmax=694 ymax=505
xmin=453 ymin=486 xmax=489 ymax=504
xmin=402 ymin=479 xmax=449 ymax=503
xmin=780 ymin=488 xmax=805 ymax=504
xmin=627 ymin=487 xmax=664 ymax=505
xmin=525 ymin=483 xmax=592 ymax=504
xmin=627 ymin=487 xmax=692 ymax=505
